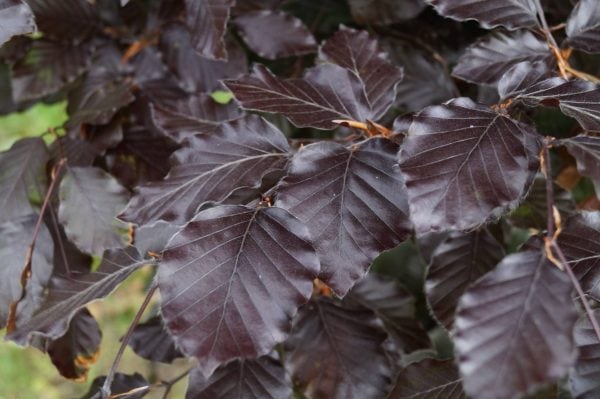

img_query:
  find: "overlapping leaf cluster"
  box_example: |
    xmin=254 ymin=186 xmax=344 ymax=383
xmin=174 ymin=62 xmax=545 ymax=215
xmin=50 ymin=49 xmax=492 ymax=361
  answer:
xmin=1 ymin=0 xmax=600 ymax=398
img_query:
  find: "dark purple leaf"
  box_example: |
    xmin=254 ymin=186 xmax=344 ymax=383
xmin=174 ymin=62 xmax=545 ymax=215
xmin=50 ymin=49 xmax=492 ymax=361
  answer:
xmin=570 ymin=310 xmax=600 ymax=399
xmin=127 ymin=315 xmax=183 ymax=364
xmin=389 ymin=358 xmax=466 ymax=398
xmin=557 ymin=212 xmax=600 ymax=300
xmin=285 ymin=298 xmax=392 ymax=399
xmin=511 ymin=78 xmax=600 ymax=132
xmin=8 ymin=247 xmax=147 ymax=345
xmin=133 ymin=221 xmax=181 ymax=257
xmin=232 ymin=0 xmax=283 ymax=15
xmin=158 ymin=205 xmax=319 ymax=376
xmin=426 ymin=229 xmax=505 ymax=330
xmin=498 ymin=61 xmax=554 ymax=101
xmin=452 ymin=31 xmax=553 ymax=86
xmin=81 ymin=372 xmax=149 ymax=399
xmin=150 ymin=93 xmax=243 ymax=143
xmin=559 ymin=135 xmax=600 ymax=194
xmin=276 ymin=138 xmax=411 ymax=295
xmin=120 ymin=115 xmax=289 ymax=225
xmin=0 ymin=0 xmax=36 ymax=47
xmin=0 ymin=34 xmax=31 ymax=63
xmin=50 ymin=135 xmax=101 ymax=167
xmin=428 ymin=0 xmax=540 ymax=30
xmin=399 ymin=97 xmax=540 ymax=234
xmin=346 ymin=273 xmax=431 ymax=353
xmin=225 ymin=63 xmax=379 ymax=130
xmin=11 ymin=39 xmax=94 ymax=102
xmin=46 ymin=308 xmax=102 ymax=380
xmin=566 ymin=0 xmax=600 ymax=54
xmin=184 ymin=0 xmax=234 ymax=60
xmin=348 ymin=0 xmax=426 ymax=25
xmin=186 ymin=355 xmax=292 ymax=398
xmin=234 ymin=10 xmax=317 ymax=60
xmin=160 ymin=23 xmax=247 ymax=94
xmin=58 ymin=166 xmax=130 ymax=255
xmin=0 ymin=213 xmax=53 ymax=328
xmin=129 ymin=46 xmax=168 ymax=86
xmin=25 ymin=0 xmax=102 ymax=39
xmin=0 ymin=137 xmax=48 ymax=223
xmin=454 ymin=250 xmax=577 ymax=399
xmin=319 ymin=26 xmax=403 ymax=119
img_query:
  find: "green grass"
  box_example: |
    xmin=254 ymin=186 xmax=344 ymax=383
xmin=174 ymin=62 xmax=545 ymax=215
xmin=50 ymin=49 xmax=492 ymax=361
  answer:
xmin=0 ymin=101 xmax=67 ymax=150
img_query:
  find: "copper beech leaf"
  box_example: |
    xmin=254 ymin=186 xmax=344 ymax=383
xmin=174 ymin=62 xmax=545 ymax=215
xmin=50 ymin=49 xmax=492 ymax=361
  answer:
xmin=58 ymin=166 xmax=130 ymax=256
xmin=566 ymin=0 xmax=600 ymax=54
xmin=348 ymin=0 xmax=426 ymax=25
xmin=233 ymin=10 xmax=317 ymax=60
xmin=398 ymin=97 xmax=540 ymax=234
xmin=186 ymin=355 xmax=292 ymax=399
xmin=426 ymin=228 xmax=504 ymax=330
xmin=454 ymin=250 xmax=578 ymax=399
xmin=452 ymin=31 xmax=553 ymax=86
xmin=0 ymin=0 xmax=36 ymax=47
xmin=81 ymin=372 xmax=149 ymax=399
xmin=158 ymin=205 xmax=319 ymax=377
xmin=559 ymin=136 xmax=600 ymax=195
xmin=184 ymin=0 xmax=234 ymax=60
xmin=120 ymin=115 xmax=289 ymax=226
xmin=276 ymin=138 xmax=411 ymax=296
xmin=25 ymin=0 xmax=101 ymax=40
xmin=389 ymin=358 xmax=466 ymax=398
xmin=570 ymin=310 xmax=600 ymax=398
xmin=428 ymin=0 xmax=540 ymax=30
xmin=498 ymin=61 xmax=553 ymax=101
xmin=284 ymin=298 xmax=392 ymax=399
xmin=127 ymin=315 xmax=183 ymax=364
xmin=319 ymin=25 xmax=403 ymax=119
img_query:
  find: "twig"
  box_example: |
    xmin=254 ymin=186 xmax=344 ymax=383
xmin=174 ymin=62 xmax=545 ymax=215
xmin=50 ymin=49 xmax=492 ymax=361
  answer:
xmin=160 ymin=368 xmax=193 ymax=399
xmin=101 ymin=283 xmax=158 ymax=398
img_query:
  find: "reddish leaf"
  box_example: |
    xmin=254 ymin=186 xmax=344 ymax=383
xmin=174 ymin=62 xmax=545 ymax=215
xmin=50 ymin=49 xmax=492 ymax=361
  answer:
xmin=348 ymin=0 xmax=426 ymax=25
xmin=390 ymin=358 xmax=466 ymax=398
xmin=319 ymin=26 xmax=403 ymax=119
xmin=120 ymin=115 xmax=289 ymax=225
xmin=184 ymin=0 xmax=234 ymax=60
xmin=498 ymin=61 xmax=553 ymax=101
xmin=346 ymin=273 xmax=431 ymax=353
xmin=158 ymin=205 xmax=319 ymax=376
xmin=0 ymin=0 xmax=36 ymax=46
xmin=429 ymin=0 xmax=540 ymax=30
xmin=570 ymin=310 xmax=600 ymax=398
xmin=150 ymin=93 xmax=243 ymax=143
xmin=276 ymin=138 xmax=412 ymax=295
xmin=452 ymin=31 xmax=553 ymax=86
xmin=285 ymin=298 xmax=392 ymax=399
xmin=566 ymin=0 xmax=600 ymax=54
xmin=81 ymin=372 xmax=149 ymax=399
xmin=225 ymin=63 xmax=383 ymax=130
xmin=454 ymin=250 xmax=577 ymax=399
xmin=398 ymin=97 xmax=540 ymax=234
xmin=559 ymin=136 xmax=600 ymax=195
xmin=128 ymin=315 xmax=183 ymax=364
xmin=186 ymin=355 xmax=292 ymax=398
xmin=234 ymin=10 xmax=317 ymax=60
xmin=426 ymin=229 xmax=505 ymax=330
xmin=46 ymin=308 xmax=101 ymax=380
xmin=0 ymin=137 xmax=49 ymax=223
xmin=25 ymin=0 xmax=101 ymax=40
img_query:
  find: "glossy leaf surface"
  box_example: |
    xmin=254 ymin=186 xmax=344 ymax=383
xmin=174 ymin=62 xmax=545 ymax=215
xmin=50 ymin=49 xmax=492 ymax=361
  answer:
xmin=277 ymin=138 xmax=411 ymax=295
xmin=454 ymin=250 xmax=577 ymax=399
xmin=399 ymin=97 xmax=539 ymax=234
xmin=0 ymin=0 xmax=36 ymax=47
xmin=498 ymin=60 xmax=553 ymax=101
xmin=184 ymin=0 xmax=234 ymax=60
xmin=158 ymin=205 xmax=319 ymax=376
xmin=566 ymin=0 xmax=600 ymax=53
xmin=390 ymin=358 xmax=466 ymax=398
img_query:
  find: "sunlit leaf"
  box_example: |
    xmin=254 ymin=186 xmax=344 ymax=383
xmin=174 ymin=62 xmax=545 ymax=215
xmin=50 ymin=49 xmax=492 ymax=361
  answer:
xmin=454 ymin=250 xmax=577 ymax=399
xmin=566 ymin=0 xmax=600 ymax=54
xmin=0 ymin=0 xmax=36 ymax=47
xmin=184 ymin=0 xmax=234 ymax=60
xmin=390 ymin=358 xmax=466 ymax=398
xmin=158 ymin=205 xmax=319 ymax=376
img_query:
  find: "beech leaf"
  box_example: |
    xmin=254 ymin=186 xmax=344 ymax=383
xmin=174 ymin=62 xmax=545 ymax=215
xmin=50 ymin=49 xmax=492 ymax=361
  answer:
xmin=186 ymin=355 xmax=292 ymax=398
xmin=127 ymin=315 xmax=183 ymax=364
xmin=428 ymin=0 xmax=540 ymax=30
xmin=559 ymin=136 xmax=600 ymax=195
xmin=348 ymin=0 xmax=426 ymax=25
xmin=234 ymin=10 xmax=317 ymax=60
xmin=184 ymin=0 xmax=234 ymax=60
xmin=390 ymin=358 xmax=466 ymax=398
xmin=426 ymin=229 xmax=505 ymax=330
xmin=81 ymin=372 xmax=149 ymax=399
xmin=58 ymin=166 xmax=130 ymax=256
xmin=276 ymin=138 xmax=412 ymax=296
xmin=285 ymin=298 xmax=392 ymax=399
xmin=498 ymin=61 xmax=553 ymax=101
xmin=25 ymin=0 xmax=101 ymax=40
xmin=120 ymin=115 xmax=289 ymax=226
xmin=570 ymin=310 xmax=600 ymax=398
xmin=566 ymin=0 xmax=600 ymax=54
xmin=158 ymin=205 xmax=319 ymax=377
xmin=452 ymin=31 xmax=553 ymax=86
xmin=0 ymin=0 xmax=36 ymax=47
xmin=454 ymin=250 xmax=578 ymax=399
xmin=398 ymin=97 xmax=540 ymax=234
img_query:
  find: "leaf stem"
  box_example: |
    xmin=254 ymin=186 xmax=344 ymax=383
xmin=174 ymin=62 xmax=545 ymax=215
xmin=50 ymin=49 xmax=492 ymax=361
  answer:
xmin=101 ymin=283 xmax=158 ymax=398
